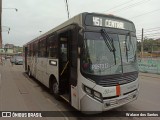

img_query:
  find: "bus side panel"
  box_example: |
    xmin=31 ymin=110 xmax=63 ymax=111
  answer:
xmin=35 ymin=57 xmax=50 ymax=87
xmin=77 ymin=59 xmax=98 ymax=111
xmin=45 ymin=58 xmax=59 ymax=87
xmin=27 ymin=57 xmax=32 ymax=72
xmin=71 ymin=85 xmax=79 ymax=109
xmin=31 ymin=57 xmax=36 ymax=77
xmin=41 ymin=58 xmax=48 ymax=86
xmin=36 ymin=58 xmax=44 ymax=83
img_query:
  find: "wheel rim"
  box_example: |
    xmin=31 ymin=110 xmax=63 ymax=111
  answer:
xmin=53 ymin=83 xmax=58 ymax=94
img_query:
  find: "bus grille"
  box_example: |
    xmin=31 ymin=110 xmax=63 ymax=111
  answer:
xmin=97 ymin=72 xmax=138 ymax=87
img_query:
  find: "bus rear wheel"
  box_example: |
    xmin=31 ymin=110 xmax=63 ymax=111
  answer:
xmin=51 ymin=82 xmax=60 ymax=99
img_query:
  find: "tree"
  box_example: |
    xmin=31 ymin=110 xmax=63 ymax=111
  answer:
xmin=137 ymin=37 xmax=160 ymax=53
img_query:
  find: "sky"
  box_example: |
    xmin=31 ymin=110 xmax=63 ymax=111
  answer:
xmin=2 ymin=0 xmax=160 ymax=46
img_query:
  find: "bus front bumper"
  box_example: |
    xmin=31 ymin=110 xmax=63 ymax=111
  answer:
xmin=80 ymin=89 xmax=138 ymax=112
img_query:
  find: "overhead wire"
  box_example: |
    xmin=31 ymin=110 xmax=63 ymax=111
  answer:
xmin=104 ymin=0 xmax=134 ymax=12
xmin=137 ymin=27 xmax=160 ymax=31
xmin=130 ymin=8 xmax=160 ymax=19
xmin=137 ymin=34 xmax=160 ymax=37
xmin=109 ymin=0 xmax=151 ymax=13
xmin=137 ymin=27 xmax=160 ymax=35
xmin=136 ymin=28 xmax=160 ymax=40
xmin=137 ymin=31 xmax=160 ymax=36
xmin=99 ymin=0 xmax=160 ymax=40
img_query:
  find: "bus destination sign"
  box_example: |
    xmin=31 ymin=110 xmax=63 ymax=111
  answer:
xmin=84 ymin=14 xmax=135 ymax=31
xmin=93 ymin=16 xmax=124 ymax=29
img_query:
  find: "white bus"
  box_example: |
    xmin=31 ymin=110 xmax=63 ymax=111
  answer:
xmin=23 ymin=12 xmax=139 ymax=112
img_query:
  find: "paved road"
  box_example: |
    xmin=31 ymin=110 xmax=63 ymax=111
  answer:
xmin=0 ymin=60 xmax=159 ymax=120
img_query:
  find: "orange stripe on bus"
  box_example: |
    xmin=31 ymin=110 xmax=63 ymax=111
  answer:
xmin=116 ymin=85 xmax=121 ymax=96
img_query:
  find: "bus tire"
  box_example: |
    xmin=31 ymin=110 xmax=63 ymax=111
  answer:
xmin=50 ymin=79 xmax=60 ymax=100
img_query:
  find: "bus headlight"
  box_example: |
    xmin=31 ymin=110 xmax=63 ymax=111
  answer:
xmin=85 ymin=86 xmax=92 ymax=95
xmin=94 ymin=91 xmax=101 ymax=99
xmin=83 ymin=85 xmax=102 ymax=102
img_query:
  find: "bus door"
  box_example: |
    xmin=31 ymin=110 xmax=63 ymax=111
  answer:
xmin=58 ymin=26 xmax=78 ymax=107
xmin=59 ymin=36 xmax=69 ymax=95
xmin=69 ymin=27 xmax=78 ymax=109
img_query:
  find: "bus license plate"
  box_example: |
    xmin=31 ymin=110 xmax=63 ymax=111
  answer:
xmin=118 ymin=97 xmax=127 ymax=104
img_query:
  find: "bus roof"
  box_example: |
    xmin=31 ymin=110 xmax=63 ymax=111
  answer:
xmin=24 ymin=12 xmax=134 ymax=46
xmin=24 ymin=13 xmax=83 ymax=46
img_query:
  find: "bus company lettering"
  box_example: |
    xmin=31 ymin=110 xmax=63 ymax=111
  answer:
xmin=105 ymin=20 xmax=124 ymax=29
xmin=103 ymin=88 xmax=115 ymax=96
xmin=93 ymin=16 xmax=124 ymax=29
xmin=91 ymin=63 xmax=109 ymax=70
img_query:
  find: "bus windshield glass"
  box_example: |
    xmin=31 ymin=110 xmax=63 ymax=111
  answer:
xmin=81 ymin=32 xmax=138 ymax=76
xmin=81 ymin=32 xmax=122 ymax=75
xmin=119 ymin=35 xmax=138 ymax=73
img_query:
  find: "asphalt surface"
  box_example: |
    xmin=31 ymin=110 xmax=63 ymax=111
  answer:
xmin=0 ymin=60 xmax=160 ymax=120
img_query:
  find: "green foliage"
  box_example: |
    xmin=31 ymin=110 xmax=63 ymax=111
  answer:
xmin=137 ymin=37 xmax=160 ymax=53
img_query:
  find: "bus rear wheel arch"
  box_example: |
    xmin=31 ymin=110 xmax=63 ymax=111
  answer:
xmin=49 ymin=75 xmax=60 ymax=99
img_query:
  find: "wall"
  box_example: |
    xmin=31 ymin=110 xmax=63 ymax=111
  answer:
xmin=0 ymin=48 xmax=14 ymax=54
xmin=138 ymin=58 xmax=160 ymax=74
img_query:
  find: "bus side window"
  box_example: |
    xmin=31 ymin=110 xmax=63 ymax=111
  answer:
xmin=33 ymin=41 xmax=38 ymax=57
xmin=39 ymin=39 xmax=47 ymax=57
xmin=47 ymin=34 xmax=58 ymax=58
xmin=28 ymin=44 xmax=31 ymax=57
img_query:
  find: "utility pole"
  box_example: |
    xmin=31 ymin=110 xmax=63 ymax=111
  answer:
xmin=65 ymin=0 xmax=70 ymax=19
xmin=141 ymin=28 xmax=144 ymax=58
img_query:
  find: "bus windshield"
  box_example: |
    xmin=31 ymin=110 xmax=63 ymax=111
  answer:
xmin=81 ymin=32 xmax=122 ymax=75
xmin=81 ymin=32 xmax=138 ymax=76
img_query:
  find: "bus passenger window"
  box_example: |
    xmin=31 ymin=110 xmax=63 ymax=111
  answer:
xmin=47 ymin=35 xmax=58 ymax=58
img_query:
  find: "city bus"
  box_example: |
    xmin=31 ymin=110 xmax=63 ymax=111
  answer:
xmin=23 ymin=12 xmax=139 ymax=112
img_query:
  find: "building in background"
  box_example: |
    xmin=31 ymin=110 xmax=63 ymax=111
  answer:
xmin=4 ymin=43 xmax=14 ymax=49
xmin=0 ymin=43 xmax=23 ymax=59
xmin=13 ymin=45 xmax=23 ymax=53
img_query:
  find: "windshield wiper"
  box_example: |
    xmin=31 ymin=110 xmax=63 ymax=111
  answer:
xmin=125 ymin=32 xmax=131 ymax=62
xmin=125 ymin=33 xmax=129 ymax=62
xmin=101 ymin=29 xmax=116 ymax=65
xmin=101 ymin=29 xmax=115 ymax=52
